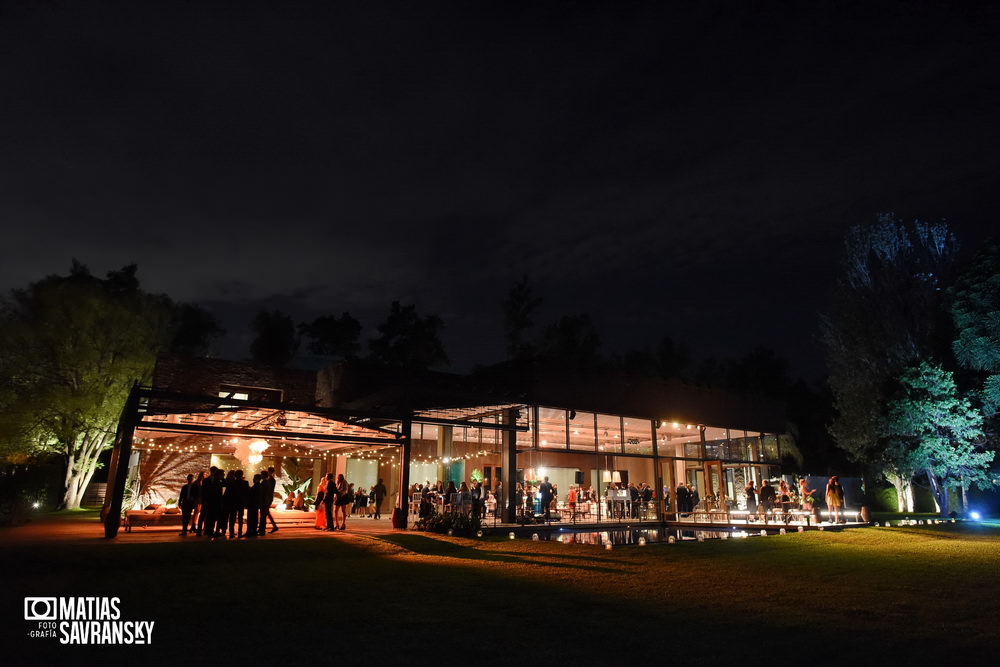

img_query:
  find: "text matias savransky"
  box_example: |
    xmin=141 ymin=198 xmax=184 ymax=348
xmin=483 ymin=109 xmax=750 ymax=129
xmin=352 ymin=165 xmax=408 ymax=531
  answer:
xmin=24 ymin=596 xmax=155 ymax=645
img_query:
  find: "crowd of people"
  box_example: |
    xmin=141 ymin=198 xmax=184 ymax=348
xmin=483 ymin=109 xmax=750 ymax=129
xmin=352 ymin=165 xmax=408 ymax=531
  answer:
xmin=313 ymin=474 xmax=388 ymax=531
xmin=743 ymin=475 xmax=846 ymax=523
xmin=177 ymin=467 xmax=389 ymax=538
xmin=411 ymin=479 xmax=498 ymax=518
xmin=177 ymin=467 xmax=850 ymax=535
xmin=177 ymin=465 xmax=282 ymax=539
xmin=408 ymin=477 xmax=658 ymax=521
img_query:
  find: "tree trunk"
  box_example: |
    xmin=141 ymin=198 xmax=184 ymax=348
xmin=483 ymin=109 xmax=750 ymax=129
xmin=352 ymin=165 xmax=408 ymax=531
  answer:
xmin=886 ymin=471 xmax=913 ymax=512
xmin=925 ymin=467 xmax=948 ymax=517
xmin=61 ymin=432 xmax=110 ymax=510
xmin=60 ymin=442 xmax=77 ymax=510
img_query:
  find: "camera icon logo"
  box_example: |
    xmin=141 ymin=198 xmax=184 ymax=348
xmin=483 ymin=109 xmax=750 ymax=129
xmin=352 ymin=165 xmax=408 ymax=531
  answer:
xmin=24 ymin=597 xmax=57 ymax=621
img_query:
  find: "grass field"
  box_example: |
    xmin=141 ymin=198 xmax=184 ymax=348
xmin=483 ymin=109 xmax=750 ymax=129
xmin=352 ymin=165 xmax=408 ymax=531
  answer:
xmin=2 ymin=514 xmax=998 ymax=663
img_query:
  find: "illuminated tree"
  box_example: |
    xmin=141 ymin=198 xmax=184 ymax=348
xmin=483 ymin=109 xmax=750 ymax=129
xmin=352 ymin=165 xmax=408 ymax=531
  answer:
xmin=884 ymin=361 xmax=990 ymax=514
xmin=0 ymin=263 xmax=219 ymax=509
xmin=821 ymin=216 xmax=958 ymax=510
xmin=951 ymin=241 xmax=1000 ymax=418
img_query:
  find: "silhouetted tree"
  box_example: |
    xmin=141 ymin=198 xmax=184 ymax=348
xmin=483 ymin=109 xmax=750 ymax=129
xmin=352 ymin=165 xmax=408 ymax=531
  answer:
xmin=249 ymin=310 xmax=298 ymax=365
xmin=951 ymin=241 xmax=1000 ymax=419
xmin=169 ymin=303 xmax=225 ymax=356
xmin=618 ymin=336 xmax=691 ymax=380
xmin=722 ymin=346 xmax=791 ymax=398
xmin=536 ymin=314 xmax=603 ymax=370
xmin=300 ymin=312 xmax=362 ymax=359
xmin=368 ymin=301 xmax=448 ymax=369
xmin=502 ymin=275 xmax=543 ymax=360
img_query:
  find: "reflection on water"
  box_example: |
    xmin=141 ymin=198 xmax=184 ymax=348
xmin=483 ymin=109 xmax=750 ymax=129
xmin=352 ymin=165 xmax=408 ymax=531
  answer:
xmin=541 ymin=527 xmax=752 ymax=546
xmin=538 ymin=528 xmax=758 ymax=546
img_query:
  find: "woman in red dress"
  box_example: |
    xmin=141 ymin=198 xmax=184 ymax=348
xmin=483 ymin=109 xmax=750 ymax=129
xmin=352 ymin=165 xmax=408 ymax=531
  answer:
xmin=314 ymin=474 xmax=329 ymax=530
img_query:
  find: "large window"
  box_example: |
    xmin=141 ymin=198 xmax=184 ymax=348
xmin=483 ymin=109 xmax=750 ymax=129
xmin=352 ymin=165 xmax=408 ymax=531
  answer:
xmin=703 ymin=426 xmax=729 ymax=459
xmin=516 ymin=409 xmax=534 ymax=450
xmin=568 ymin=412 xmax=597 ymax=451
xmin=596 ymin=414 xmax=622 ymax=454
xmin=656 ymin=421 xmax=701 ymax=458
xmin=622 ymin=418 xmax=654 ymax=455
xmin=537 ymin=408 xmax=568 ymax=450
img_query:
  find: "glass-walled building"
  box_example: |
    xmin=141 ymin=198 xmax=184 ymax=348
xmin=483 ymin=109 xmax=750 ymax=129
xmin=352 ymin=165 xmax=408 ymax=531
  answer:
xmin=396 ymin=397 xmax=783 ymax=522
xmin=108 ymin=355 xmax=786 ymax=531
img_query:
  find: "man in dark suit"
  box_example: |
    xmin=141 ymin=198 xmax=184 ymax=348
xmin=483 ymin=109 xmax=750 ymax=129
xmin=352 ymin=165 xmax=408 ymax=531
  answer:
xmin=200 ymin=466 xmax=224 ymax=538
xmin=538 ymin=476 xmax=554 ymax=519
xmin=226 ymin=470 xmax=249 ymax=538
xmin=323 ymin=473 xmax=336 ymax=531
xmin=628 ymin=482 xmax=640 ymax=519
xmin=246 ymin=473 xmax=262 ymax=538
xmin=758 ymin=479 xmax=777 ymax=521
xmin=259 ymin=469 xmax=279 ymax=535
xmin=372 ymin=478 xmax=387 ymax=520
xmin=676 ymin=483 xmax=691 ymax=515
xmin=178 ymin=474 xmax=196 ymax=536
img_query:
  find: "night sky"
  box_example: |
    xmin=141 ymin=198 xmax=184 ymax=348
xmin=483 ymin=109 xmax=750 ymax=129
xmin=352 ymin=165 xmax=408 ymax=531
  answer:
xmin=2 ymin=1 xmax=998 ymax=381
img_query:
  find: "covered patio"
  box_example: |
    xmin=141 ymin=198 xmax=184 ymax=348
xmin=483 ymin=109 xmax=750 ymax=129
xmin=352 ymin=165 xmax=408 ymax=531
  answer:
xmin=101 ymin=385 xmax=528 ymax=537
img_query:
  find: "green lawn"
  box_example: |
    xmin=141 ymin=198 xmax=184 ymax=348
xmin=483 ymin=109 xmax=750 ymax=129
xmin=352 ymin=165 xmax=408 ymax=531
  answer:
xmin=2 ymin=516 xmax=998 ymax=662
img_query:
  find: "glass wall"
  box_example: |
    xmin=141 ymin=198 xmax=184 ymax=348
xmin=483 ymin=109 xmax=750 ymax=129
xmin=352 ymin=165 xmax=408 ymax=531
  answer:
xmin=537 ymin=408 xmax=568 ymax=450
xmin=703 ymin=426 xmax=729 ymax=459
xmin=596 ymin=414 xmax=622 ymax=454
xmin=622 ymin=418 xmax=654 ymax=455
xmin=516 ymin=409 xmax=534 ymax=450
xmin=399 ymin=402 xmax=782 ymax=524
xmin=761 ymin=434 xmax=780 ymax=462
xmin=569 ymin=412 xmax=597 ymax=451
xmin=655 ymin=421 xmax=700 ymax=458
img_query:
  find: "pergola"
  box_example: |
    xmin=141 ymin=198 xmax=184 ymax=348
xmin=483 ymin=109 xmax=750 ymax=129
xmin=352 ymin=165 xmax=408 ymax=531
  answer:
xmin=102 ymin=385 xmax=528 ymax=537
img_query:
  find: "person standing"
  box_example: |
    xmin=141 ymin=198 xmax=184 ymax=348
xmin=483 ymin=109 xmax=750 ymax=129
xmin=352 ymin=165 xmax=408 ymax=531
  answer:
xmin=315 ymin=473 xmax=329 ymax=530
xmin=640 ymin=483 xmax=653 ymax=519
xmin=188 ymin=471 xmax=205 ymax=535
xmin=227 ymin=470 xmax=249 ymax=538
xmin=471 ymin=481 xmax=483 ymax=517
xmin=826 ymin=476 xmax=845 ymax=523
xmin=260 ymin=467 xmax=279 ymax=534
xmin=178 ymin=474 xmax=197 ymax=536
xmin=778 ymin=479 xmax=792 ymax=522
xmin=675 ymin=483 xmax=690 ymax=515
xmin=371 ymin=478 xmax=387 ymax=520
xmin=200 ymin=467 xmax=224 ymax=538
xmin=758 ymin=479 xmax=776 ymax=521
xmin=745 ymin=480 xmax=758 ymax=521
xmin=538 ymin=476 xmax=554 ymax=519
xmin=323 ymin=473 xmax=337 ymax=531
xmin=799 ymin=478 xmax=818 ymax=512
xmin=221 ymin=469 xmax=237 ymax=538
xmin=333 ymin=474 xmax=351 ymax=530
xmin=246 ymin=473 xmax=262 ymax=538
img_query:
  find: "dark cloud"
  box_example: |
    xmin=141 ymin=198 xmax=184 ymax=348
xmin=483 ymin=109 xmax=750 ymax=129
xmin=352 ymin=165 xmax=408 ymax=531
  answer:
xmin=1 ymin=1 xmax=998 ymax=378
